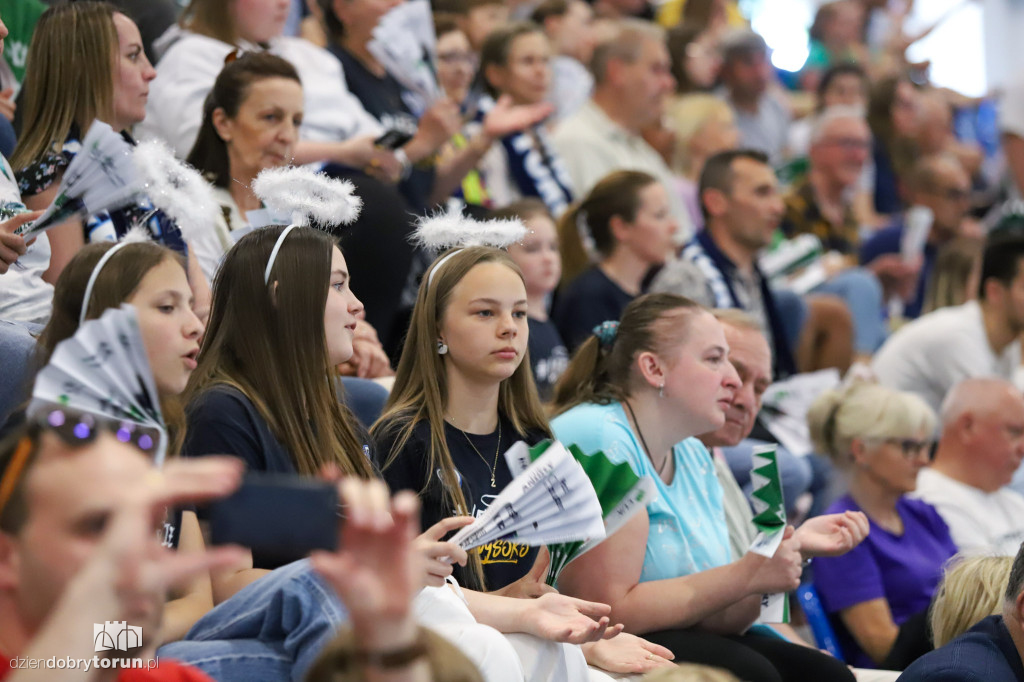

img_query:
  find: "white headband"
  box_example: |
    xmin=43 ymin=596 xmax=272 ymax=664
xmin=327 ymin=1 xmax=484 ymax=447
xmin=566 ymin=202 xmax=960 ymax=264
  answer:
xmin=79 ymin=242 xmax=131 ymax=326
xmin=263 ymin=224 xmax=299 ymax=285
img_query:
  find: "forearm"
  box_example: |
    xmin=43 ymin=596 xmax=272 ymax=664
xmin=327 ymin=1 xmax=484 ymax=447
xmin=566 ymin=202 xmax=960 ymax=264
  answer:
xmin=429 ymin=133 xmax=493 ymax=204
xmin=603 ymin=560 xmax=760 ymax=635
xmin=458 ymin=586 xmax=530 ymax=633
xmin=161 ymin=593 xmax=213 ymax=643
xmin=293 ymin=139 xmax=364 ymax=168
xmin=211 ymin=567 xmax=270 ymax=604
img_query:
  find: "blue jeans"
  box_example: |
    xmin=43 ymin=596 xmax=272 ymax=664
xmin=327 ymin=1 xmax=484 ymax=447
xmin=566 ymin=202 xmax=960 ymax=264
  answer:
xmin=158 ymin=560 xmax=348 ymax=682
xmin=813 ymin=268 xmax=887 ymax=355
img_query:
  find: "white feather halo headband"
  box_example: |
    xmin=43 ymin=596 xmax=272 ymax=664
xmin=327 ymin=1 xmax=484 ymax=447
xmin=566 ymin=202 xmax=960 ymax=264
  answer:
xmin=252 ymin=166 xmax=363 ymax=228
xmin=251 ymin=167 xmax=364 ymax=284
xmin=132 ymin=139 xmax=219 ymax=246
xmin=412 ymin=207 xmax=527 ymax=285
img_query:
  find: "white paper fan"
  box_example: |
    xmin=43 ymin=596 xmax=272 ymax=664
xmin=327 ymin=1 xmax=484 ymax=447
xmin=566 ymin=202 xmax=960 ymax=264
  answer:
xmin=28 ymin=304 xmax=168 ymax=466
xmin=448 ymin=441 xmax=605 ymax=552
xmin=368 ymin=0 xmax=440 ymax=108
xmin=18 ymin=121 xmax=143 ymax=238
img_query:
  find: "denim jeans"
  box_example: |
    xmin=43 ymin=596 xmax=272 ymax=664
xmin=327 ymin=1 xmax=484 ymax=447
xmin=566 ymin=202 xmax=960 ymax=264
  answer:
xmin=158 ymin=559 xmax=347 ymax=682
xmin=813 ymin=268 xmax=887 ymax=355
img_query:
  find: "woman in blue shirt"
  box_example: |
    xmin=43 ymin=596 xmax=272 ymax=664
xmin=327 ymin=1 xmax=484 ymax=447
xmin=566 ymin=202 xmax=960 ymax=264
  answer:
xmin=550 ymin=293 xmax=856 ymax=682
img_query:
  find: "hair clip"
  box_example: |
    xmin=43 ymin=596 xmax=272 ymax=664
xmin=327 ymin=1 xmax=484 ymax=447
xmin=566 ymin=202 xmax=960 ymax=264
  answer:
xmin=592 ymin=320 xmax=618 ymax=348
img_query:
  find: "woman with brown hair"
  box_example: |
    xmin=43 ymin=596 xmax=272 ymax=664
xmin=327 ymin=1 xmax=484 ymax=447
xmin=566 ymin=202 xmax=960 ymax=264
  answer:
xmin=12 ymin=1 xmax=210 ymax=318
xmin=868 ymin=74 xmax=921 ymax=217
xmin=553 ymin=170 xmax=678 ymax=350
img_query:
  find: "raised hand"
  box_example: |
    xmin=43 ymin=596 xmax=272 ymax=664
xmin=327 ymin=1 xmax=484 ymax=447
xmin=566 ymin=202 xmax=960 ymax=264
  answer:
xmin=311 ymin=480 xmax=425 ymax=649
xmin=482 ymin=95 xmax=554 ymax=139
xmin=581 ymin=633 xmax=675 ymax=674
xmin=795 ymin=510 xmax=869 ymax=558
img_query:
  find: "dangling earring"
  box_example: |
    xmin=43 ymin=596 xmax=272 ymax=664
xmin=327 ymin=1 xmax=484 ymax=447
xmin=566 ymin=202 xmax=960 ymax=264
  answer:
xmin=437 ymin=340 xmax=448 ymax=355
xmin=659 ymin=383 xmax=665 ymax=398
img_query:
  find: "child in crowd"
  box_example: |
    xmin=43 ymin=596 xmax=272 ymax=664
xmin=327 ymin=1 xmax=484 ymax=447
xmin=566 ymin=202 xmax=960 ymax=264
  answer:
xmin=494 ymin=199 xmax=568 ymax=402
xmin=554 ymin=170 xmax=678 ymax=350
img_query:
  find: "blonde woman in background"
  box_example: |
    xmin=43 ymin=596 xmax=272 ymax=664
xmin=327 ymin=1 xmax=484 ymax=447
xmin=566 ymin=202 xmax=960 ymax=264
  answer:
xmin=808 ymin=381 xmax=956 ymax=670
xmin=921 ymin=237 xmax=983 ymax=315
xmin=663 ymin=94 xmax=739 ymax=231
xmin=930 ymin=554 xmax=1014 ymax=648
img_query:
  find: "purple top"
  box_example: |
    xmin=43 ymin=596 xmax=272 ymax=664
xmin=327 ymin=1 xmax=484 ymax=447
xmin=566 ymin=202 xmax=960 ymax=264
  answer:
xmin=813 ymin=495 xmax=957 ymax=668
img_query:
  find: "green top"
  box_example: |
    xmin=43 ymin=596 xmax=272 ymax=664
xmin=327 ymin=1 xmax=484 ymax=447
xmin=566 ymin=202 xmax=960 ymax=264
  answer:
xmin=0 ymin=0 xmax=46 ymax=91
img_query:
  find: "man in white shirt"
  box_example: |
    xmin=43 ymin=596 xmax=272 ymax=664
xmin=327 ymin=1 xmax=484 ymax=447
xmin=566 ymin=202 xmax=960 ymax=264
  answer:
xmin=550 ymin=19 xmax=691 ymax=236
xmin=913 ymin=377 xmax=1024 ymax=556
xmin=872 ymin=235 xmax=1024 ymax=413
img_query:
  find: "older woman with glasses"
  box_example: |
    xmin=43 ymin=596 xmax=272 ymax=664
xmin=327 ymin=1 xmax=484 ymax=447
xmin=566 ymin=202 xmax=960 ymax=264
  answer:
xmin=807 ymin=380 xmax=955 ymax=671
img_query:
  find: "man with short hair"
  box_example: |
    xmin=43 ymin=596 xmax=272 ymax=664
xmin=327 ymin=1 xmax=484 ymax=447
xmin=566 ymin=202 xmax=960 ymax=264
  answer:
xmin=897 ymin=540 xmax=1024 ymax=681
xmin=872 ymin=234 xmax=1024 ymax=413
xmin=718 ymin=30 xmax=791 ymax=164
xmin=551 ymin=19 xmax=690 ymax=233
xmin=531 ymin=0 xmax=595 ymax=121
xmin=653 ymin=149 xmax=854 ymax=377
xmin=912 ymin=378 xmax=1024 ymax=556
xmin=860 ymin=153 xmax=974 ymax=318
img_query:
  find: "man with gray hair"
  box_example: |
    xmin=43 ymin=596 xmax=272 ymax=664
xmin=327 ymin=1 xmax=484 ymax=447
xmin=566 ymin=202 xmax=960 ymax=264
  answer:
xmin=551 ymin=19 xmax=691 ymax=234
xmin=778 ymin=106 xmax=888 ymax=359
xmin=897 ymin=540 xmax=1024 ymax=680
xmin=913 ymin=377 xmax=1024 ymax=556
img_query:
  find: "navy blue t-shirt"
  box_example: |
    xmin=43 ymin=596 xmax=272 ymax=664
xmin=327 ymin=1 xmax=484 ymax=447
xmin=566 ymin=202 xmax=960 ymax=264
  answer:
xmin=553 ymin=267 xmax=635 ymax=351
xmin=527 ymin=317 xmax=568 ymax=401
xmin=376 ymin=415 xmax=546 ymax=591
xmin=183 ymin=384 xmax=374 ymax=568
xmin=859 ymin=223 xmax=937 ymax=319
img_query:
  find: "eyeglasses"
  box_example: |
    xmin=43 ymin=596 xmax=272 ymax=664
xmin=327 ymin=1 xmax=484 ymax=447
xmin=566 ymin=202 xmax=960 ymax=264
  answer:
xmin=885 ymin=437 xmax=935 ymax=460
xmin=437 ymin=51 xmax=476 ymax=66
xmin=0 ymin=407 xmax=162 ymax=522
xmin=822 ymin=137 xmax=871 ymax=152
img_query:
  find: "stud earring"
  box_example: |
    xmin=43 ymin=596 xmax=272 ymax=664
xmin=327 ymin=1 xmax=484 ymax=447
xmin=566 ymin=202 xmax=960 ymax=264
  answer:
xmin=437 ymin=341 xmax=448 ymax=355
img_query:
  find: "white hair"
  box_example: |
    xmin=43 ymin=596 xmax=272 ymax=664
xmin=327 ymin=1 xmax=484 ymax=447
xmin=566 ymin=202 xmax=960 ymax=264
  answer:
xmin=810 ymin=104 xmax=869 ymax=145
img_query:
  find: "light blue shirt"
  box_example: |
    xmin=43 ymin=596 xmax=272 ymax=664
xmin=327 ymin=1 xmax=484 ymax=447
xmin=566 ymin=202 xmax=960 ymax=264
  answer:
xmin=551 ymin=402 xmax=731 ymax=583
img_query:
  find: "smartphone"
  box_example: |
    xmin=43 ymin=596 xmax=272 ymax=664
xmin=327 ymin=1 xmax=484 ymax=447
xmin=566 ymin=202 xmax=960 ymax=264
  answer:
xmin=207 ymin=473 xmax=339 ymax=561
xmin=374 ymin=128 xmax=414 ymax=150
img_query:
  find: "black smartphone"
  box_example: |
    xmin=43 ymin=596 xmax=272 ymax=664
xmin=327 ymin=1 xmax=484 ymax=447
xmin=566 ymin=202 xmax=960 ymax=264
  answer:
xmin=374 ymin=128 xmax=414 ymax=150
xmin=208 ymin=473 xmax=339 ymax=561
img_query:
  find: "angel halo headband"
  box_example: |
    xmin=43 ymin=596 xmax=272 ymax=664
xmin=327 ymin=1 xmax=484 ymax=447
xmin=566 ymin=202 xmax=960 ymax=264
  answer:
xmin=252 ymin=167 xmax=363 ymax=286
xmin=414 ymin=208 xmax=528 ymax=286
xmin=78 ymin=226 xmax=157 ymax=327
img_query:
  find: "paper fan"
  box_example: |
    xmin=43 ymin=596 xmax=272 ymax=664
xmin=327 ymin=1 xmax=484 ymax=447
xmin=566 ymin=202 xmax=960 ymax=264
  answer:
xmin=447 ymin=441 xmax=605 ymax=555
xmin=368 ymin=0 xmax=440 ymax=108
xmin=17 ymin=121 xmax=143 ymax=238
xmin=28 ymin=304 xmax=168 ymax=466
xmin=507 ymin=441 xmax=657 ymax=586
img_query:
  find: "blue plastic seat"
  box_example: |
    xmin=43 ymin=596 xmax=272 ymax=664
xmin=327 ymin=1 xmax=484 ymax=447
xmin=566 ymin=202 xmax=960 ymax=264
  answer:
xmin=797 ymin=583 xmax=844 ymax=661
